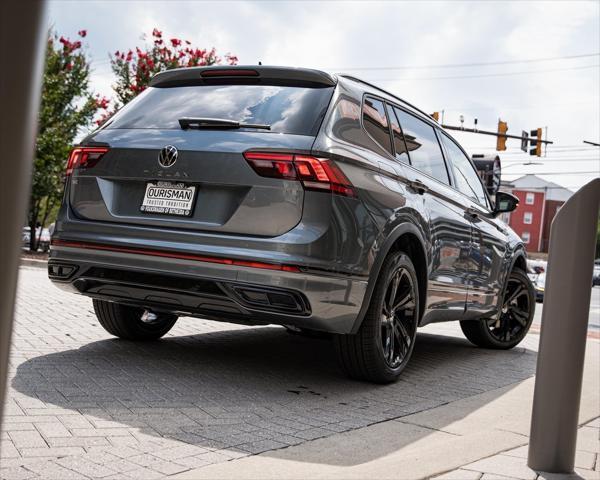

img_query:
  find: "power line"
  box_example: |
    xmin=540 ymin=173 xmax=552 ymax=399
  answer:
xmin=367 ymin=64 xmax=599 ymax=82
xmin=504 ymin=171 xmax=599 ymax=176
xmin=502 ymin=159 xmax=600 ymax=163
xmin=330 ymin=53 xmax=600 ymax=71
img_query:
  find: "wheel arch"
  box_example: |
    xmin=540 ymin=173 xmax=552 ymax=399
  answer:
xmin=494 ymin=246 xmax=528 ymax=313
xmin=350 ymin=222 xmax=429 ymax=334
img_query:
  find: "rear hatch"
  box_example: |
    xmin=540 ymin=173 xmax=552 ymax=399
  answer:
xmin=69 ymin=67 xmax=335 ymax=237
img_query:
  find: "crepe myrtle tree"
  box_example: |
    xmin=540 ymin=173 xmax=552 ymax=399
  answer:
xmin=101 ymin=28 xmax=238 ymax=124
xmin=29 ymin=30 xmax=109 ymax=251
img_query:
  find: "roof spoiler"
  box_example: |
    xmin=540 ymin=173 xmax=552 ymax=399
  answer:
xmin=149 ymin=65 xmax=337 ymax=89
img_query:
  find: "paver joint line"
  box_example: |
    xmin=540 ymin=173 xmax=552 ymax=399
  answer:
xmin=1 ymin=267 xmax=592 ymax=480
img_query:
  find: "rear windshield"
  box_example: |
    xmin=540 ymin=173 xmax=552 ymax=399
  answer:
xmin=105 ymin=84 xmax=334 ymax=136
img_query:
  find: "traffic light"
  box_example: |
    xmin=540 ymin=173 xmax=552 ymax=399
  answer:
xmin=530 ymin=128 xmax=543 ymax=156
xmin=496 ymin=120 xmax=508 ymax=151
xmin=431 ymin=112 xmax=440 ymax=122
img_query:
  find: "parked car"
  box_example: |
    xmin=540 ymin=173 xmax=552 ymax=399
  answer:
xmin=530 ymin=272 xmax=545 ymax=302
xmin=38 ymin=228 xmax=51 ymax=252
xmin=48 ymin=66 xmax=534 ymax=383
xmin=22 ymin=226 xmax=51 ymax=252
xmin=593 ymin=263 xmax=600 ymax=287
xmin=21 ymin=226 xmax=31 ymax=248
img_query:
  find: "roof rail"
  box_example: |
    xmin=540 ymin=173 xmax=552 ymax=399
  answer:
xmin=339 ymin=74 xmax=434 ymax=121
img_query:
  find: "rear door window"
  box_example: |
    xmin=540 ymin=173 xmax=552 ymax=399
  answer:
xmin=394 ymin=109 xmax=450 ymax=185
xmin=362 ymin=97 xmax=393 ymax=155
xmin=106 ymin=84 xmax=334 ymax=136
xmin=387 ymin=105 xmax=410 ymax=163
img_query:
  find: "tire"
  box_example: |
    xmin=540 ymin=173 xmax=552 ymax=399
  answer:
xmin=334 ymin=251 xmax=420 ymax=383
xmin=460 ymin=268 xmax=535 ymax=349
xmin=93 ymin=299 xmax=178 ymax=340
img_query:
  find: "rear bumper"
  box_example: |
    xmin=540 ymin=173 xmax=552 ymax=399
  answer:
xmin=48 ymin=244 xmax=368 ymax=334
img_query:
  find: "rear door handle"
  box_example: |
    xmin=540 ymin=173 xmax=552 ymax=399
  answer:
xmin=408 ymin=179 xmax=429 ymax=195
xmin=465 ymin=207 xmax=480 ymax=219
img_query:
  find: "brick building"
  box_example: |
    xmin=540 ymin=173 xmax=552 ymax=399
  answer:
xmin=500 ymin=174 xmax=573 ymax=253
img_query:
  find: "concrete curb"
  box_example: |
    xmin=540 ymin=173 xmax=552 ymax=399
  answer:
xmin=20 ymin=257 xmax=47 ymax=269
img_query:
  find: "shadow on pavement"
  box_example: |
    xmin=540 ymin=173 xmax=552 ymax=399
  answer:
xmin=10 ymin=324 xmax=538 ymax=465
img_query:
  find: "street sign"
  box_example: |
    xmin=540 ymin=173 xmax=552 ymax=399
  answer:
xmin=521 ymin=130 xmax=529 ymax=153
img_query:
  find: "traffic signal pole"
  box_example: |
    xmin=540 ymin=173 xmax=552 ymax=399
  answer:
xmin=440 ymin=123 xmax=554 ymax=145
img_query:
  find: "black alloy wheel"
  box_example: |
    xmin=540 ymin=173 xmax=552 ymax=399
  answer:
xmin=334 ymin=251 xmax=420 ymax=383
xmin=380 ymin=266 xmax=417 ymax=369
xmin=460 ymin=268 xmax=535 ymax=349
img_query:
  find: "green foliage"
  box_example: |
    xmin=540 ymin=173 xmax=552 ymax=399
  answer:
xmin=109 ymin=28 xmax=237 ymax=107
xmin=29 ymin=30 xmax=106 ymax=250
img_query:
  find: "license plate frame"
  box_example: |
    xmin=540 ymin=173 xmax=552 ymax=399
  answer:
xmin=140 ymin=181 xmax=197 ymax=217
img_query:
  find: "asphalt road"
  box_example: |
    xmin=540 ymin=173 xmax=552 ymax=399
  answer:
xmin=532 ymin=285 xmax=600 ymax=333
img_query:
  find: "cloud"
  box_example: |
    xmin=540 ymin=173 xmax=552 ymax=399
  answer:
xmin=48 ymin=0 xmax=599 ymax=189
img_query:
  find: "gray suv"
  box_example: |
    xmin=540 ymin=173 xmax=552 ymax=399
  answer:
xmin=49 ymin=66 xmax=534 ymax=383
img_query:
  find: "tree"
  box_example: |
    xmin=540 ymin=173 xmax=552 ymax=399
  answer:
xmin=29 ymin=30 xmax=108 ymax=251
xmin=107 ymin=28 xmax=237 ymax=112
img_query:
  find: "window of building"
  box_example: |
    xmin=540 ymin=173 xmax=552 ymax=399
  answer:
xmin=362 ymin=97 xmax=392 ymax=155
xmin=394 ymin=108 xmax=450 ymax=185
xmin=524 ymin=212 xmax=533 ymax=224
xmin=526 ymin=192 xmax=535 ymax=204
xmin=522 ymin=231 xmax=530 ymax=244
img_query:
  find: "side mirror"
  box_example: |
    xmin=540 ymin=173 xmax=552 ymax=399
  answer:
xmin=494 ymin=191 xmax=519 ymax=216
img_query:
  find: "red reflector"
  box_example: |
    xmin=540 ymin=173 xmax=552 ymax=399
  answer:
xmin=66 ymin=147 xmax=108 ymax=176
xmin=243 ymin=151 xmax=357 ymax=197
xmin=201 ymin=69 xmax=259 ymax=77
xmin=50 ymin=239 xmax=301 ymax=273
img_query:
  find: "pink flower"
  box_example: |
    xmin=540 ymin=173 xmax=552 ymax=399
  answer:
xmin=170 ymin=38 xmax=182 ymax=47
xmin=78 ymin=29 xmax=87 ymax=38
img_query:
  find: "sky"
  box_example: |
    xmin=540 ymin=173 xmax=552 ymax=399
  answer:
xmin=48 ymin=0 xmax=600 ymax=191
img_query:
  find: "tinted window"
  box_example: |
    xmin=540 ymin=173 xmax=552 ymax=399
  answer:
xmin=441 ymin=134 xmax=488 ymax=206
xmin=106 ymin=85 xmax=334 ymax=136
xmin=394 ymin=109 xmax=449 ymax=184
xmin=363 ymin=97 xmax=392 ymax=154
xmin=387 ymin=105 xmax=410 ymax=163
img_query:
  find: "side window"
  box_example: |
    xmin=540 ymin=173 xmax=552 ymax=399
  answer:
xmin=363 ymin=97 xmax=392 ymax=155
xmin=440 ymin=134 xmax=488 ymax=206
xmin=386 ymin=105 xmax=410 ymax=163
xmin=394 ymin=109 xmax=450 ymax=185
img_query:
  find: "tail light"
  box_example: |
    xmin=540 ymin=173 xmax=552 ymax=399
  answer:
xmin=244 ymin=151 xmax=356 ymax=197
xmin=66 ymin=147 xmax=109 ymax=176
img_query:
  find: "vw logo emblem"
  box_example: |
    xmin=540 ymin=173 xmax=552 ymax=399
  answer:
xmin=158 ymin=145 xmax=178 ymax=168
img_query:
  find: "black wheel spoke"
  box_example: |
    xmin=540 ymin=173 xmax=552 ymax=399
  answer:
xmin=394 ymin=319 xmax=411 ymax=356
xmin=386 ymin=325 xmax=394 ymax=363
xmin=504 ymin=285 xmax=524 ymax=307
xmin=489 ymin=275 xmax=531 ymax=343
xmin=380 ymin=265 xmax=417 ymax=370
xmin=386 ymin=273 xmax=400 ymax=313
xmin=392 ymin=290 xmax=414 ymax=311
xmin=511 ymin=307 xmax=528 ymax=326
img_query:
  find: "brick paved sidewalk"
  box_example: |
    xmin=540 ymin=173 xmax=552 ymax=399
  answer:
xmin=2 ymin=267 xmax=539 ymax=479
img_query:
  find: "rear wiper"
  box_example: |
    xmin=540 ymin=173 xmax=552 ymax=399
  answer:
xmin=178 ymin=117 xmax=271 ymax=130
